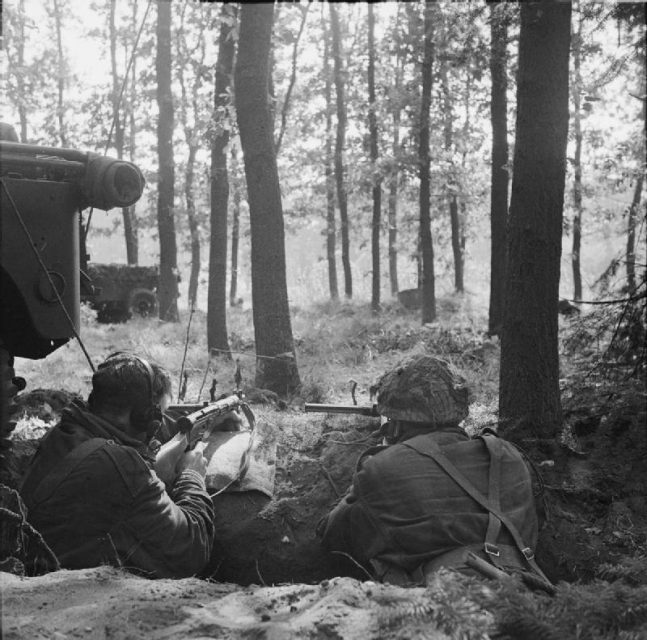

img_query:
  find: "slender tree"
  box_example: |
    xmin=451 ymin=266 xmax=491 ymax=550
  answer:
xmin=229 ymin=147 xmax=241 ymax=307
xmin=155 ymin=0 xmax=179 ymax=322
xmin=275 ymin=4 xmax=309 ymax=155
xmin=499 ymin=1 xmax=571 ymax=441
xmin=571 ymin=0 xmax=584 ymax=301
xmin=419 ymin=1 xmax=436 ymax=323
xmin=124 ymin=0 xmax=140 ymax=265
xmin=322 ymin=9 xmax=339 ymax=301
xmin=50 ymin=0 xmax=68 ymax=146
xmin=329 ymin=2 xmax=352 ymax=299
xmin=439 ymin=36 xmax=463 ymax=293
xmin=387 ymin=11 xmax=404 ymax=297
xmin=208 ymin=5 xmax=236 ymax=356
xmin=235 ymin=2 xmax=300 ymax=395
xmin=626 ymin=47 xmax=646 ymax=294
xmin=175 ymin=2 xmax=210 ymax=309
xmin=109 ymin=0 xmax=137 ymax=265
xmin=488 ymin=2 xmax=509 ymax=336
xmin=4 ymin=0 xmax=29 ymax=141
xmin=368 ymin=3 xmax=381 ymax=312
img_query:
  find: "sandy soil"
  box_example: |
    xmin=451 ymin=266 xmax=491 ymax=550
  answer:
xmin=1 ymin=566 xmax=493 ymax=639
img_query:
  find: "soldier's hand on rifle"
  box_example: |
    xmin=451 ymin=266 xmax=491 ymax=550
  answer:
xmin=177 ymin=449 xmax=208 ymax=478
xmin=155 ymin=432 xmax=188 ymax=486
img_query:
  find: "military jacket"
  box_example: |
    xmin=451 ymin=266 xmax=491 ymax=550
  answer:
xmin=319 ymin=428 xmax=538 ymax=576
xmin=20 ymin=401 xmax=215 ymax=578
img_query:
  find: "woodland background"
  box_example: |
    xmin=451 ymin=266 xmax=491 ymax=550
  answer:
xmin=2 ymin=3 xmax=647 ymax=638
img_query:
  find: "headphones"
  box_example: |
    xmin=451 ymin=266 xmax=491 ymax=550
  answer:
xmin=104 ymin=351 xmax=163 ymax=440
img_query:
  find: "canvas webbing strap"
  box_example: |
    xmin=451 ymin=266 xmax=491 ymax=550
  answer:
xmin=481 ymin=435 xmax=505 ymax=569
xmin=28 ymin=438 xmax=110 ymax=506
xmin=402 ymin=435 xmax=550 ymax=583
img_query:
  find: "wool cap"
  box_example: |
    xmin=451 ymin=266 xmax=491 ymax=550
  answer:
xmin=371 ymin=355 xmax=469 ymax=425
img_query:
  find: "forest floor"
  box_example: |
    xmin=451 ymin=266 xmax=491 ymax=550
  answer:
xmin=2 ymin=298 xmax=647 ymax=639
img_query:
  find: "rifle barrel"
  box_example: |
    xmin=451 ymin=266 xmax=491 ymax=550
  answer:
xmin=175 ymin=394 xmax=243 ymax=434
xmin=304 ymin=403 xmax=379 ymax=417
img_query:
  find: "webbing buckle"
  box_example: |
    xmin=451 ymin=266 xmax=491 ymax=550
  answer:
xmin=484 ymin=542 xmax=500 ymax=557
xmin=522 ymin=547 xmax=535 ymax=561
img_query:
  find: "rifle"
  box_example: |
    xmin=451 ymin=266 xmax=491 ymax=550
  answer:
xmin=155 ymin=394 xmax=256 ymax=488
xmin=168 ymin=394 xmax=254 ymax=447
xmin=304 ymin=403 xmax=380 ymax=417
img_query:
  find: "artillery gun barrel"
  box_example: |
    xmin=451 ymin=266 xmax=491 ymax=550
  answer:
xmin=0 ymin=141 xmax=144 ymax=210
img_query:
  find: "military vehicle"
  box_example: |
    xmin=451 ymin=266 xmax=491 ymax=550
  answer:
xmin=82 ymin=262 xmax=159 ymax=323
xmin=0 ymin=123 xmax=145 ymax=453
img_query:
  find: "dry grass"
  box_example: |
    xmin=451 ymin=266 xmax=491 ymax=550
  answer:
xmin=14 ymin=296 xmax=497 ymax=417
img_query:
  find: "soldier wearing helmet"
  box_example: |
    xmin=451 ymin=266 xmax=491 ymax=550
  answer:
xmin=318 ymin=354 xmax=547 ymax=586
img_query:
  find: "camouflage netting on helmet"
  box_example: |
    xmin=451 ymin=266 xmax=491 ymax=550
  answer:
xmin=371 ymin=355 xmax=469 ymax=424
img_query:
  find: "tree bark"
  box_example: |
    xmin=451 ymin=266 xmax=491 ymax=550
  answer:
xmin=488 ymin=3 xmax=509 ymax=336
xmin=571 ymin=0 xmax=583 ymax=301
xmin=229 ymin=147 xmax=241 ymax=308
xmin=440 ymin=49 xmax=463 ymax=293
xmin=499 ymin=1 xmax=571 ymax=442
xmin=275 ymin=4 xmax=309 ymax=155
xmin=186 ymin=144 xmax=200 ymax=309
xmin=368 ymin=4 xmax=381 ymax=313
xmin=155 ymin=0 xmax=179 ymax=322
xmin=323 ymin=10 xmax=339 ymax=301
xmin=626 ymin=55 xmax=646 ymax=293
xmin=125 ymin=0 xmax=140 ymax=265
xmin=388 ymin=50 xmax=403 ymax=298
xmin=109 ymin=0 xmax=137 ymax=266
xmin=329 ymin=2 xmax=352 ymax=299
xmin=51 ymin=0 xmax=68 ymax=147
xmin=235 ymin=2 xmax=300 ymax=396
xmin=208 ymin=6 xmax=236 ymax=355
xmin=419 ymin=1 xmax=436 ymax=323
xmin=16 ymin=0 xmax=28 ymax=142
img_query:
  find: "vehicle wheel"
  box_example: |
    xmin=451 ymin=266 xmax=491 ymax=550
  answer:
xmin=128 ymin=288 xmax=158 ymax=318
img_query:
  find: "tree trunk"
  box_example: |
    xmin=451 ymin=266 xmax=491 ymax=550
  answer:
xmin=499 ymin=1 xmax=571 ymax=442
xmin=388 ymin=56 xmax=403 ymax=298
xmin=323 ymin=10 xmax=339 ymax=301
xmin=155 ymin=0 xmax=179 ymax=322
xmin=626 ymin=174 xmax=644 ymax=294
xmin=229 ymin=147 xmax=241 ymax=308
xmin=126 ymin=0 xmax=139 ymax=265
xmin=275 ymin=4 xmax=309 ymax=155
xmin=419 ymin=1 xmax=436 ymax=323
xmin=626 ymin=56 xmax=646 ymax=293
xmin=571 ymin=1 xmax=583 ymax=302
xmin=16 ymin=0 xmax=28 ymax=142
xmin=208 ymin=6 xmax=236 ymax=356
xmin=440 ymin=51 xmax=463 ymax=294
xmin=329 ymin=2 xmax=352 ymax=299
xmin=186 ymin=145 xmax=200 ymax=309
xmin=52 ymin=0 xmax=68 ymax=147
xmin=488 ymin=3 xmax=509 ymax=336
xmin=368 ymin=4 xmax=381 ymax=313
xmin=109 ymin=0 xmax=137 ymax=266
xmin=235 ymin=2 xmax=300 ymax=396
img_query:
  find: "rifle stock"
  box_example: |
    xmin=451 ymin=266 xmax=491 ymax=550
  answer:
xmin=304 ymin=403 xmax=380 ymax=417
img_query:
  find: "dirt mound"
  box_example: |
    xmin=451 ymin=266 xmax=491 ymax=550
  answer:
xmin=2 ymin=566 xmax=493 ymax=639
